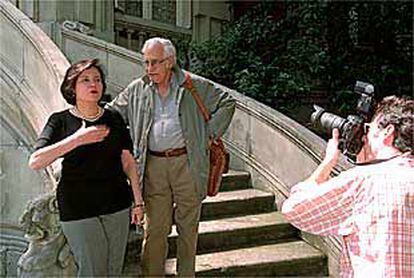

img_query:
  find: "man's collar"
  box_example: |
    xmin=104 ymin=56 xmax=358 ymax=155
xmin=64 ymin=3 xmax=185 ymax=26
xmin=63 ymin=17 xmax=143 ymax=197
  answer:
xmin=174 ymin=65 xmax=186 ymax=86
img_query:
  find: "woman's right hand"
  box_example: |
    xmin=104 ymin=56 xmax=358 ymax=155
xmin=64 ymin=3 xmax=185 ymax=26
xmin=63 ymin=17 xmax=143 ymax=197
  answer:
xmin=29 ymin=121 xmax=110 ymax=170
xmin=73 ymin=121 xmax=110 ymax=147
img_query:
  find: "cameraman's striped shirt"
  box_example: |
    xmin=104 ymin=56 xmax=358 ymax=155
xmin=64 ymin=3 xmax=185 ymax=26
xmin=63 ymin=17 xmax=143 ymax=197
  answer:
xmin=282 ymin=154 xmax=414 ymax=278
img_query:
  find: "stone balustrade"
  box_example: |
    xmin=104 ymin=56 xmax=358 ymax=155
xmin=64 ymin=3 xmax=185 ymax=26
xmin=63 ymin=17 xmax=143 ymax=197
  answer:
xmin=0 ymin=1 xmax=69 ymax=275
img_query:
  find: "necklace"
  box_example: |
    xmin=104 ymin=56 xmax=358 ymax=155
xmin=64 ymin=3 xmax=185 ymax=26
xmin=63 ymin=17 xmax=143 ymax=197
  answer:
xmin=69 ymin=106 xmax=104 ymax=122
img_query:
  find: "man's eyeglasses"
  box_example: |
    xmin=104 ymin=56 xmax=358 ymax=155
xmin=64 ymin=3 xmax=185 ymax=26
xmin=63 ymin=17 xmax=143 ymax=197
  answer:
xmin=144 ymin=57 xmax=169 ymax=67
xmin=363 ymin=123 xmax=371 ymax=134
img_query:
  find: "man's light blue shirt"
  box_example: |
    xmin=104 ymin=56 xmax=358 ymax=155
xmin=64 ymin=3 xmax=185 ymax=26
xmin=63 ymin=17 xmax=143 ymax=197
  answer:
xmin=148 ymin=75 xmax=186 ymax=151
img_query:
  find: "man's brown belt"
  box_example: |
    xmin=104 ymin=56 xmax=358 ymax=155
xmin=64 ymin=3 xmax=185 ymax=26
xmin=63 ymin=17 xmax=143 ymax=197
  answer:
xmin=148 ymin=147 xmax=187 ymax=158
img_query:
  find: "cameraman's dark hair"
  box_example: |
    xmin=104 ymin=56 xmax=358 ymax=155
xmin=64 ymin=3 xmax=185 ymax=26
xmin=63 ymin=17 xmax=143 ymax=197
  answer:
xmin=373 ymin=95 xmax=414 ymax=154
xmin=60 ymin=59 xmax=106 ymax=105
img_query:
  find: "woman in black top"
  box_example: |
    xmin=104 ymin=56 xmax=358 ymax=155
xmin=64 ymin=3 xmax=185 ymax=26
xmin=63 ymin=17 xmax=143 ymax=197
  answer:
xmin=29 ymin=59 xmax=144 ymax=276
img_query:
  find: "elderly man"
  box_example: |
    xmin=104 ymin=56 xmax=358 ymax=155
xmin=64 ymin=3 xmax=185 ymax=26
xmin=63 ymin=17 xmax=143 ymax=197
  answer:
xmin=282 ymin=95 xmax=414 ymax=277
xmin=107 ymin=37 xmax=235 ymax=276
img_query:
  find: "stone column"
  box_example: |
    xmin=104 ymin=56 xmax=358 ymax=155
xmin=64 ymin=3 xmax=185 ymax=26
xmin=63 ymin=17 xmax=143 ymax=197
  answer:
xmin=76 ymin=0 xmax=94 ymax=26
xmin=127 ymin=29 xmax=134 ymax=50
xmin=115 ymin=26 xmax=123 ymax=45
xmin=94 ymin=0 xmax=115 ymax=42
xmin=142 ymin=0 xmax=152 ymax=20
xmin=19 ymin=0 xmax=36 ymax=21
xmin=138 ymin=31 xmax=147 ymax=50
xmin=176 ymin=0 xmax=191 ymax=28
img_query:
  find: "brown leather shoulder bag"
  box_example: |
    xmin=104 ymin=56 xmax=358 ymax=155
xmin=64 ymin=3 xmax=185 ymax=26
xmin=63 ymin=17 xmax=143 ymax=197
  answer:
xmin=183 ymin=73 xmax=229 ymax=197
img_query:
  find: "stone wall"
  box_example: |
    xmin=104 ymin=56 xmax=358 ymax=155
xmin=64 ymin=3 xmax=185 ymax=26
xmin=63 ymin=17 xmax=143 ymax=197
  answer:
xmin=16 ymin=0 xmax=114 ymax=42
xmin=193 ymin=0 xmax=230 ymax=42
xmin=54 ymin=27 xmax=144 ymax=100
xmin=0 ymin=1 xmax=69 ymax=275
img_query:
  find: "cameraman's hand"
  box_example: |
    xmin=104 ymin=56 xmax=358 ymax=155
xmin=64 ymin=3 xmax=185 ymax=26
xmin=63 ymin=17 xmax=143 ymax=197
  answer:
xmin=306 ymin=128 xmax=340 ymax=184
xmin=323 ymin=128 xmax=340 ymax=166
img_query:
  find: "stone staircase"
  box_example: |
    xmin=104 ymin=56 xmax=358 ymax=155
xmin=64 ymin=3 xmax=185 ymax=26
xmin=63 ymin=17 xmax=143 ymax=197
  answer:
xmin=123 ymin=170 xmax=328 ymax=276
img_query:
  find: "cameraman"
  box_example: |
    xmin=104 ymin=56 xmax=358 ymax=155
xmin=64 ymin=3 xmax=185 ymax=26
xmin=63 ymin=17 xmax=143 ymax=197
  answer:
xmin=282 ymin=95 xmax=413 ymax=277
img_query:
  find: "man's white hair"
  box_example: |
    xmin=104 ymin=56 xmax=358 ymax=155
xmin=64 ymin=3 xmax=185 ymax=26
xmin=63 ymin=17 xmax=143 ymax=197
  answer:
xmin=141 ymin=37 xmax=177 ymax=65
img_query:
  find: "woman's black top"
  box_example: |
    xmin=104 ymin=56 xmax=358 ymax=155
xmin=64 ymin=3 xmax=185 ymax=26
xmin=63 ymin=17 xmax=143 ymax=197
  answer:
xmin=34 ymin=109 xmax=133 ymax=221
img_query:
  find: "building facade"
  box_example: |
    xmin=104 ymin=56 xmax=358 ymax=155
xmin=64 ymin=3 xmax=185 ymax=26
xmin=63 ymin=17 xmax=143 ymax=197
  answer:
xmin=14 ymin=0 xmax=231 ymax=53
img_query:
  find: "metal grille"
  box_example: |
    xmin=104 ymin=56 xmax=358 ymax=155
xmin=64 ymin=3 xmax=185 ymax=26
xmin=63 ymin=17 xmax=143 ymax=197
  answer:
xmin=118 ymin=0 xmax=143 ymax=18
xmin=152 ymin=0 xmax=176 ymax=25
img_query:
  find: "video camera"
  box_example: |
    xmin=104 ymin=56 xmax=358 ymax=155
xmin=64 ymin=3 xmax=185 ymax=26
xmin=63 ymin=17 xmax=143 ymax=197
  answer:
xmin=311 ymin=81 xmax=376 ymax=161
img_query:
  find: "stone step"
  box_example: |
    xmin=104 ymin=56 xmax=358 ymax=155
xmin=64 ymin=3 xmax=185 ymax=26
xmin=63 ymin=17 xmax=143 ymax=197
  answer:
xmin=220 ymin=170 xmax=250 ymax=191
xmin=201 ymin=189 xmax=276 ymax=221
xmin=125 ymin=212 xmax=298 ymax=263
xmin=122 ymin=172 xmax=328 ymax=277
xmin=169 ymin=211 xmax=297 ymax=256
xmin=123 ymin=241 xmax=327 ymax=277
xmin=164 ymin=241 xmax=328 ymax=276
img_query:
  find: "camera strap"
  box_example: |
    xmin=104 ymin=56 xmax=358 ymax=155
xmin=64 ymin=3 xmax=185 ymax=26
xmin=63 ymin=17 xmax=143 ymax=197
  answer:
xmin=355 ymin=153 xmax=401 ymax=166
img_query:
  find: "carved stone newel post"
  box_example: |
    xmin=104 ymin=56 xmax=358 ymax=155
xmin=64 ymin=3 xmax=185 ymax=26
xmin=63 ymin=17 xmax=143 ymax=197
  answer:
xmin=17 ymin=193 xmax=77 ymax=277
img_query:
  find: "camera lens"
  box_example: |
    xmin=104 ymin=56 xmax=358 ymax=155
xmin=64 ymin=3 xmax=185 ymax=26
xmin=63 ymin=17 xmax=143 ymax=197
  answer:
xmin=311 ymin=105 xmax=347 ymax=133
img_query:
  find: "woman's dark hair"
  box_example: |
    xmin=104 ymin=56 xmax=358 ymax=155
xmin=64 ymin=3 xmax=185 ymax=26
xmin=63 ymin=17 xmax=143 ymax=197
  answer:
xmin=373 ymin=95 xmax=414 ymax=154
xmin=60 ymin=59 xmax=106 ymax=105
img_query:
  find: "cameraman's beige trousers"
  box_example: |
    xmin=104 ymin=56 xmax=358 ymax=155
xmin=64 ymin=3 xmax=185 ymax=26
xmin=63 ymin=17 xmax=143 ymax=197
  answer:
xmin=142 ymin=153 xmax=202 ymax=277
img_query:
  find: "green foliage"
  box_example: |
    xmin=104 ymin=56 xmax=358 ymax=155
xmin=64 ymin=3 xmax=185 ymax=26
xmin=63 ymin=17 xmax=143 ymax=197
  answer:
xmin=189 ymin=1 xmax=412 ymax=119
xmin=326 ymin=2 xmax=413 ymax=116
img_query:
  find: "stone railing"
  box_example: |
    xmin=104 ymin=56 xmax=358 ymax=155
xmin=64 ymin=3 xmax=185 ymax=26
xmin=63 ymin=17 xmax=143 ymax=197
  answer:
xmin=0 ymin=1 xmax=69 ymax=276
xmin=223 ymin=88 xmax=350 ymax=276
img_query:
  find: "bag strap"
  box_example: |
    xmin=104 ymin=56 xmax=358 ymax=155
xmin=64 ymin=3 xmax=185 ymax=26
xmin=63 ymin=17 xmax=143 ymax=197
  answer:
xmin=184 ymin=72 xmax=211 ymax=123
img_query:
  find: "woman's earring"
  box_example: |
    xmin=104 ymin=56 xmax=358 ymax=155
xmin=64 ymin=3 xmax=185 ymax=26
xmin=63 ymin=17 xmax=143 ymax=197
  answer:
xmin=71 ymin=89 xmax=76 ymax=101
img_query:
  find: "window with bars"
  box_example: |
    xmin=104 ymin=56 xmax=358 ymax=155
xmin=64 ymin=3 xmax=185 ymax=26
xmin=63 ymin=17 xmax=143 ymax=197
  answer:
xmin=152 ymin=0 xmax=176 ymax=25
xmin=117 ymin=0 xmax=143 ymax=18
xmin=116 ymin=0 xmax=180 ymax=26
